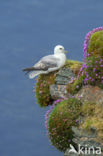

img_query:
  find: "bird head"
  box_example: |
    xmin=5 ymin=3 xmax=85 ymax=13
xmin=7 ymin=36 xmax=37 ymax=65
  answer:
xmin=54 ymin=45 xmax=68 ymax=55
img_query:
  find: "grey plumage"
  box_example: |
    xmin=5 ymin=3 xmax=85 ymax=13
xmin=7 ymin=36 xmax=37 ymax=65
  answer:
xmin=22 ymin=55 xmax=59 ymax=74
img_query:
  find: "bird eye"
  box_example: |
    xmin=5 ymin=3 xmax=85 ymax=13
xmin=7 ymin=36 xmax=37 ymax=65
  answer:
xmin=59 ymin=48 xmax=62 ymax=50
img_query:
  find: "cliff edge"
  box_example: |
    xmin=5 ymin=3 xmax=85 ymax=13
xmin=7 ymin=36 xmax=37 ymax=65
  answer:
xmin=34 ymin=27 xmax=103 ymax=155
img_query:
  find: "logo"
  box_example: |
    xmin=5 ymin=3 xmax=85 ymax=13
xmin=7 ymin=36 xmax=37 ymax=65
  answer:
xmin=68 ymin=144 xmax=102 ymax=155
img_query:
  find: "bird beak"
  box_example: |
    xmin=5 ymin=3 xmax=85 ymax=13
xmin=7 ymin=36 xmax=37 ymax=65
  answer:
xmin=64 ymin=50 xmax=68 ymax=54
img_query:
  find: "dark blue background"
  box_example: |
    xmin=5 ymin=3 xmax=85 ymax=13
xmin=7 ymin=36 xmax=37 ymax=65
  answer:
xmin=0 ymin=0 xmax=103 ymax=156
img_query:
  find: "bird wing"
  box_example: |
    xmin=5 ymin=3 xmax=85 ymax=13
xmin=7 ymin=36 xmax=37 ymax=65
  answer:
xmin=33 ymin=55 xmax=60 ymax=71
xmin=22 ymin=55 xmax=60 ymax=74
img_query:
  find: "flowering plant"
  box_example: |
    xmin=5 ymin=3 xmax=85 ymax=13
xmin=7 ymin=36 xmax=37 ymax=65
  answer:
xmin=83 ymin=27 xmax=103 ymax=59
xmin=80 ymin=56 xmax=103 ymax=85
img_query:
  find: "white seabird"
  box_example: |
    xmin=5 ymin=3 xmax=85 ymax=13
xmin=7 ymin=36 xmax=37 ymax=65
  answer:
xmin=22 ymin=45 xmax=67 ymax=79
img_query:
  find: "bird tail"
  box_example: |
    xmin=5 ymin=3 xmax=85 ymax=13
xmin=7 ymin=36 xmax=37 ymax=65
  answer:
xmin=22 ymin=67 xmax=35 ymax=73
xmin=29 ymin=71 xmax=43 ymax=79
xmin=22 ymin=67 xmax=47 ymax=79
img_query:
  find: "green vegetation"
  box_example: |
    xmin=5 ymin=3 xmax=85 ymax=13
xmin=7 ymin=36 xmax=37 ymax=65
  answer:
xmin=64 ymin=60 xmax=83 ymax=75
xmin=35 ymin=71 xmax=57 ymax=107
xmin=88 ymin=31 xmax=103 ymax=57
xmin=81 ymin=102 xmax=103 ymax=141
xmin=48 ymin=98 xmax=82 ymax=151
xmin=80 ymin=56 xmax=103 ymax=86
xmin=67 ymin=75 xmax=85 ymax=95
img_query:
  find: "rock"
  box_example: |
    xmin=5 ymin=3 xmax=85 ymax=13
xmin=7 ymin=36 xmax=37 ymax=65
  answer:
xmin=50 ymin=84 xmax=70 ymax=99
xmin=72 ymin=126 xmax=103 ymax=147
xmin=75 ymin=85 xmax=103 ymax=105
xmin=72 ymin=126 xmax=97 ymax=139
xmin=50 ymin=68 xmax=76 ymax=99
xmin=55 ymin=68 xmax=76 ymax=85
xmin=64 ymin=125 xmax=103 ymax=156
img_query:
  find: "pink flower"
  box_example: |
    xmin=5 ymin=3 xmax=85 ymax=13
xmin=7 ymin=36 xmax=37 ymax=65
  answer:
xmin=93 ymin=68 xmax=96 ymax=72
xmin=45 ymin=98 xmax=63 ymax=130
xmin=83 ymin=27 xmax=103 ymax=59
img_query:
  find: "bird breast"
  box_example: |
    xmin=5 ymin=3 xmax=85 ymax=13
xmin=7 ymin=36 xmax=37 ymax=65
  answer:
xmin=55 ymin=53 xmax=66 ymax=67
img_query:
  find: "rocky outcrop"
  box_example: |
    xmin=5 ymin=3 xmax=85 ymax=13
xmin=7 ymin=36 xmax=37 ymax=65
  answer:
xmin=35 ymin=63 xmax=103 ymax=155
xmin=75 ymin=85 xmax=103 ymax=105
xmin=50 ymin=67 xmax=76 ymax=99
xmin=35 ymin=27 xmax=103 ymax=155
xmin=49 ymin=73 xmax=103 ymax=155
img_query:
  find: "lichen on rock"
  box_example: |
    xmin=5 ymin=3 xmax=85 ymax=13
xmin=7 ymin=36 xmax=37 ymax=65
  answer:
xmin=83 ymin=104 xmax=103 ymax=128
xmin=64 ymin=60 xmax=83 ymax=75
xmin=81 ymin=100 xmax=103 ymax=144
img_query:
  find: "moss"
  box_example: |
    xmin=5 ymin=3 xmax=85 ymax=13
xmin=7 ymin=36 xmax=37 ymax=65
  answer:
xmin=64 ymin=60 xmax=84 ymax=95
xmin=35 ymin=71 xmax=57 ymax=107
xmin=97 ymin=83 xmax=103 ymax=90
xmin=47 ymin=98 xmax=82 ymax=151
xmin=70 ymin=75 xmax=85 ymax=95
xmin=88 ymin=31 xmax=103 ymax=57
xmin=81 ymin=102 xmax=103 ymax=141
xmin=66 ymin=60 xmax=84 ymax=95
xmin=67 ymin=75 xmax=85 ymax=95
xmin=82 ymin=102 xmax=96 ymax=116
xmin=35 ymin=59 xmax=82 ymax=107
xmin=64 ymin=60 xmax=83 ymax=75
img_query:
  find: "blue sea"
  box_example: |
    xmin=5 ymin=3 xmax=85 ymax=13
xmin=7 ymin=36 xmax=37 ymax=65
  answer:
xmin=0 ymin=0 xmax=103 ymax=156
